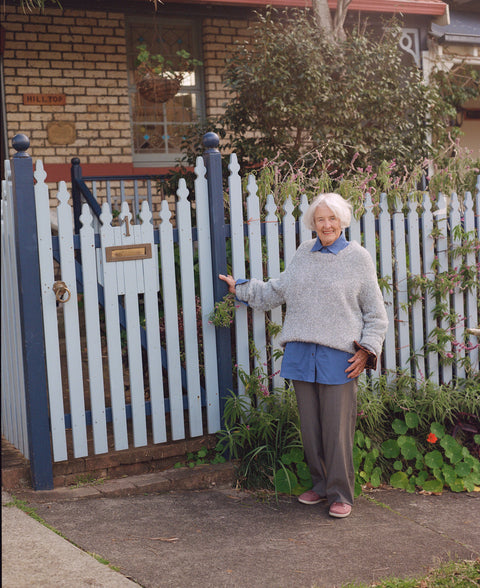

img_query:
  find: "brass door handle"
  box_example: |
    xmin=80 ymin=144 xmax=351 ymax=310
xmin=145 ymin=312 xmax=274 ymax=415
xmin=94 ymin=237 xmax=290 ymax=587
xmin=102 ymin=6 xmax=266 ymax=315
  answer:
xmin=53 ymin=281 xmax=71 ymax=303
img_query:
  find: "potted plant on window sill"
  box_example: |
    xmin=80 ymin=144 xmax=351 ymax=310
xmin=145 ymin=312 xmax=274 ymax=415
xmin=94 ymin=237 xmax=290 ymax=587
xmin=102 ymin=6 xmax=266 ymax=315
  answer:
xmin=135 ymin=44 xmax=203 ymax=103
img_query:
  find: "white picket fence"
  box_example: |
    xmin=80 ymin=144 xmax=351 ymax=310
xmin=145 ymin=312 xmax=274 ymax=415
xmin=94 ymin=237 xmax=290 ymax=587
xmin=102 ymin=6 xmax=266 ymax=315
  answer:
xmin=1 ymin=161 xmax=29 ymax=458
xmin=2 ymin=152 xmax=479 ymax=464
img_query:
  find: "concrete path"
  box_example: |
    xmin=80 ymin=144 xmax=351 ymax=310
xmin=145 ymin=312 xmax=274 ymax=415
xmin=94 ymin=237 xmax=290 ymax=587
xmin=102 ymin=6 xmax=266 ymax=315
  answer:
xmin=2 ymin=468 xmax=480 ymax=588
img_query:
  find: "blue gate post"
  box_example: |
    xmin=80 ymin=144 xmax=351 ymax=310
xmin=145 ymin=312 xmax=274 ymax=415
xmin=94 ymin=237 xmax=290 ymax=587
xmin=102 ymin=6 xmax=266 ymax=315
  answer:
xmin=202 ymin=132 xmax=234 ymax=417
xmin=10 ymin=134 xmax=54 ymax=490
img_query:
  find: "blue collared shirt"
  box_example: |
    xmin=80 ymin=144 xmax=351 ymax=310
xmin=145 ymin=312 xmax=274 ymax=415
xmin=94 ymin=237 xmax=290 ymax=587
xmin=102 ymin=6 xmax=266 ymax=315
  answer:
xmin=279 ymin=233 xmax=353 ymax=385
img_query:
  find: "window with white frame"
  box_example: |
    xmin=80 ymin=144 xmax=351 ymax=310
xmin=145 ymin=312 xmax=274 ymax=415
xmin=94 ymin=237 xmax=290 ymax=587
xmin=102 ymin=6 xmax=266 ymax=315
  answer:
xmin=126 ymin=17 xmax=204 ymax=167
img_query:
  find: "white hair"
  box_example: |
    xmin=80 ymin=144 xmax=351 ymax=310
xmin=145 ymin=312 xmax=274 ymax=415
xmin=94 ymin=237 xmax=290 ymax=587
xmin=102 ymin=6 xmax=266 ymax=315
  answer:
xmin=303 ymin=193 xmax=352 ymax=231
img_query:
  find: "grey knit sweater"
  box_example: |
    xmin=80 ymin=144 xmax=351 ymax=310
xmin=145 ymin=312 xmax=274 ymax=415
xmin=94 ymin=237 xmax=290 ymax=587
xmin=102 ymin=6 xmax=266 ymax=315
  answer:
xmin=235 ymin=239 xmax=388 ymax=358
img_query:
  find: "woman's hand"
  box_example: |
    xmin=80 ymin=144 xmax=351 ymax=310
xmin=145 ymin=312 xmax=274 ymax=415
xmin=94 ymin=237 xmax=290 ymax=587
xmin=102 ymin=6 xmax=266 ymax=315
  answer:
xmin=219 ymin=274 xmax=236 ymax=294
xmin=345 ymin=348 xmax=368 ymax=379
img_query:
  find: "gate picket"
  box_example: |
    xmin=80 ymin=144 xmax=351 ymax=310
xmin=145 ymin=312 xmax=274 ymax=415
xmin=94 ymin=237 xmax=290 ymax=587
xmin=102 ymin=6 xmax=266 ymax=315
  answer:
xmin=79 ymin=204 xmax=108 ymax=455
xmin=118 ymin=202 xmax=147 ymax=447
xmin=57 ymin=182 xmax=88 ymax=458
xmin=100 ymin=203 xmax=128 ymax=451
xmin=159 ymin=200 xmax=184 ymax=440
xmin=138 ymin=200 xmax=166 ymax=443
xmin=177 ymin=179 xmax=203 ymax=437
xmin=194 ymin=156 xmax=220 ymax=432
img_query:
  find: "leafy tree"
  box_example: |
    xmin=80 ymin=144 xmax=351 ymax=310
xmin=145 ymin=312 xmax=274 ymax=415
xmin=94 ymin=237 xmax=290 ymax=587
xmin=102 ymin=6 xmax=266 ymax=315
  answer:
xmin=215 ymin=9 xmax=452 ymax=173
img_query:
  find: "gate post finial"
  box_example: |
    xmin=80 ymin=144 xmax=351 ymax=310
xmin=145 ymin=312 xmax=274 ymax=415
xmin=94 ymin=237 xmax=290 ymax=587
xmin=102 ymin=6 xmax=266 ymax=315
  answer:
xmin=202 ymin=132 xmax=220 ymax=151
xmin=12 ymin=134 xmax=30 ymax=156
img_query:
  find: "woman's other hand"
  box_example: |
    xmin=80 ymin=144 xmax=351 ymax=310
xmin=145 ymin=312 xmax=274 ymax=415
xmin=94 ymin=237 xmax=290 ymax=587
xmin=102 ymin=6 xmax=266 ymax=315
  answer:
xmin=345 ymin=348 xmax=368 ymax=379
xmin=219 ymin=274 xmax=236 ymax=294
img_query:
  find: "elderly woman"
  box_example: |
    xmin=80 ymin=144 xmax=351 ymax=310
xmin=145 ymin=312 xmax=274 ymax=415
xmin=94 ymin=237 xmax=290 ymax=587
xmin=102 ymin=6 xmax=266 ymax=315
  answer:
xmin=219 ymin=192 xmax=388 ymax=518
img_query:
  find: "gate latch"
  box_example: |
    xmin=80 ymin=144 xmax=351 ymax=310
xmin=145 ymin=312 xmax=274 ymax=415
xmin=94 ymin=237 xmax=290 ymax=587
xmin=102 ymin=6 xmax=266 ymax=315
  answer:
xmin=53 ymin=281 xmax=71 ymax=303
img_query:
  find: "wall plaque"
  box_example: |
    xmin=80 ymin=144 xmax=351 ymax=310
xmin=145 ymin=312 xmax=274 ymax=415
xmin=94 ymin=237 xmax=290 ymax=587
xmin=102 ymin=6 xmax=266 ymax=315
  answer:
xmin=23 ymin=94 xmax=66 ymax=105
xmin=47 ymin=121 xmax=76 ymax=145
xmin=105 ymin=243 xmax=152 ymax=262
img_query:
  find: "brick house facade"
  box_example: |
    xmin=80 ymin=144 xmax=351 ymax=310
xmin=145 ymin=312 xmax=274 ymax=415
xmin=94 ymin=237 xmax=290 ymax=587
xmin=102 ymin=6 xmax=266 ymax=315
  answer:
xmin=1 ymin=0 xmax=450 ymax=202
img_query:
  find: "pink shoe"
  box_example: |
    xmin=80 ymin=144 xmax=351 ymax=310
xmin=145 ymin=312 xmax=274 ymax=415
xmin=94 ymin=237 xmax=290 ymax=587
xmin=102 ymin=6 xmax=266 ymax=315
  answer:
xmin=329 ymin=502 xmax=352 ymax=518
xmin=298 ymin=490 xmax=324 ymax=505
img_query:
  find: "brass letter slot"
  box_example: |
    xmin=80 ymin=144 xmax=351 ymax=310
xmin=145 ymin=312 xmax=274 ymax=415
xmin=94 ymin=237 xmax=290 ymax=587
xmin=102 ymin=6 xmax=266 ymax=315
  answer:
xmin=105 ymin=243 xmax=152 ymax=262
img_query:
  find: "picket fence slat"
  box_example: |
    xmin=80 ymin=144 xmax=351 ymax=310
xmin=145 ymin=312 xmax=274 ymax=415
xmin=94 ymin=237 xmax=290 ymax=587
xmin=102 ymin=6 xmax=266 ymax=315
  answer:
xmin=363 ymin=194 xmax=381 ymax=377
xmin=177 ymin=179 xmax=203 ymax=437
xmin=407 ymin=199 xmax=426 ymax=380
xmin=392 ymin=200 xmax=411 ymax=374
xmin=229 ymin=155 xmax=250 ymax=392
xmin=265 ymin=193 xmax=283 ymax=389
xmin=100 ymin=203 xmax=129 ymax=451
xmin=436 ymin=194 xmax=453 ymax=383
xmin=421 ymin=193 xmax=439 ymax=383
xmin=299 ymin=194 xmax=312 ymax=244
xmin=378 ymin=194 xmax=396 ymax=374
xmin=195 ymin=156 xmax=220 ymax=432
xmin=159 ymin=200 xmax=185 ymax=440
xmin=449 ymin=193 xmax=466 ymax=379
xmin=57 ymin=182 xmax=88 ymax=458
xmin=34 ymin=163 xmax=68 ymax=462
xmin=247 ymin=175 xmax=267 ymax=368
xmin=282 ymin=196 xmax=296 ymax=267
xmin=79 ymin=204 xmax=108 ymax=455
xmin=464 ymin=192 xmax=479 ymax=371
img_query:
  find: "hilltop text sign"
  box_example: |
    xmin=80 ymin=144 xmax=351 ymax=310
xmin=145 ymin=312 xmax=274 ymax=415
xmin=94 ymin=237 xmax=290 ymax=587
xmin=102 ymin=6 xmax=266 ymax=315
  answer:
xmin=23 ymin=94 xmax=66 ymax=106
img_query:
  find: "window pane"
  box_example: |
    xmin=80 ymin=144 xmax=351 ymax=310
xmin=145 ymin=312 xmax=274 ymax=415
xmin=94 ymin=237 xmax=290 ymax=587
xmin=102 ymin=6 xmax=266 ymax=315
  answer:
xmin=126 ymin=17 xmax=203 ymax=165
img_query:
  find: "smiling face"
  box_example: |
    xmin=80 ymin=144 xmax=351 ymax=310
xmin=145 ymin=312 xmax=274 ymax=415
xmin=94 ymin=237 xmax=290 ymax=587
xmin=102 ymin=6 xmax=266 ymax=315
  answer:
xmin=314 ymin=204 xmax=342 ymax=247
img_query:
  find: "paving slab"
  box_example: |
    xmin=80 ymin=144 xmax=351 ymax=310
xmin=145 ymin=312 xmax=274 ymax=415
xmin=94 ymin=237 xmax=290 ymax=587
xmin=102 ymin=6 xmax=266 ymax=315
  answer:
xmin=1 ymin=491 xmax=136 ymax=588
xmin=13 ymin=483 xmax=480 ymax=588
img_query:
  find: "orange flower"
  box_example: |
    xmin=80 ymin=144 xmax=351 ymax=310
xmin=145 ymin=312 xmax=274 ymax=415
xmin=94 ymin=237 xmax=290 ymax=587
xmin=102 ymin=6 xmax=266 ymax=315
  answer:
xmin=427 ymin=433 xmax=438 ymax=444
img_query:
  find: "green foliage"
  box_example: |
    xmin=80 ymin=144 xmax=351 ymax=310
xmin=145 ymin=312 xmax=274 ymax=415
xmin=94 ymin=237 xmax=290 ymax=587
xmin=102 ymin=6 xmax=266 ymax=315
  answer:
xmin=216 ymin=364 xmax=308 ymax=495
xmin=208 ymin=294 xmax=236 ymax=327
xmin=135 ymin=44 xmax=202 ymax=81
xmin=177 ymin=9 xmax=479 ymax=180
xmin=216 ymin=366 xmax=480 ymax=497
xmin=343 ymin=557 xmax=480 ymax=587
xmin=382 ymin=415 xmax=480 ymax=493
xmin=221 ymin=9 xmax=442 ymax=172
xmin=173 ymin=446 xmax=226 ymax=469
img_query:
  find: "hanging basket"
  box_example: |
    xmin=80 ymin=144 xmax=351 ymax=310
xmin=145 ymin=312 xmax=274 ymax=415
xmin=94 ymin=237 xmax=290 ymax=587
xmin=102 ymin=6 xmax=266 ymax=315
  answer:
xmin=136 ymin=74 xmax=181 ymax=103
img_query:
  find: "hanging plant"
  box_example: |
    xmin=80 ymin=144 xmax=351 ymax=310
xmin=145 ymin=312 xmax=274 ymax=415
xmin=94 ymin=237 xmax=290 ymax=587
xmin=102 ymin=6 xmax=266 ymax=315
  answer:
xmin=135 ymin=44 xmax=202 ymax=103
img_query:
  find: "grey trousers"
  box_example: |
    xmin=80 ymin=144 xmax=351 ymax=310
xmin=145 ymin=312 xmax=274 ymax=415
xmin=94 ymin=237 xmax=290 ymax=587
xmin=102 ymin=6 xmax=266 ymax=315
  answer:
xmin=292 ymin=379 xmax=357 ymax=506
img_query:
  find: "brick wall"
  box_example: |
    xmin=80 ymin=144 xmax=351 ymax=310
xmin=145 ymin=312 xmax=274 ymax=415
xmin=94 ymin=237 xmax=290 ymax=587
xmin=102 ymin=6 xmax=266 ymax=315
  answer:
xmin=2 ymin=6 xmax=252 ymax=208
xmin=202 ymin=16 xmax=253 ymax=118
xmin=3 ymin=5 xmax=131 ymax=203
